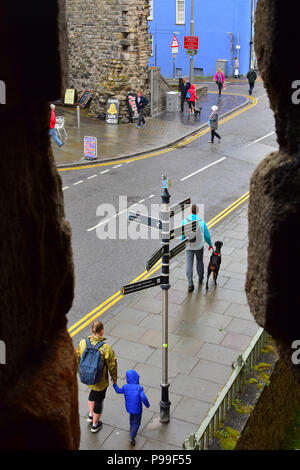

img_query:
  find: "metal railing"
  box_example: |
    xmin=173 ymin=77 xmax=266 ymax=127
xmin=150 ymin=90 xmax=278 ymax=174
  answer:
xmin=183 ymin=327 xmax=267 ymax=450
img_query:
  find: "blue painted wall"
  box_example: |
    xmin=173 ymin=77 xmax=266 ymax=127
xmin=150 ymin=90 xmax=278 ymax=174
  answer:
xmin=148 ymin=0 xmax=257 ymax=78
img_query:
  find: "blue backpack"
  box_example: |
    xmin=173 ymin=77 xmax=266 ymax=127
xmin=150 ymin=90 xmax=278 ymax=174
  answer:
xmin=79 ymin=338 xmax=104 ymax=385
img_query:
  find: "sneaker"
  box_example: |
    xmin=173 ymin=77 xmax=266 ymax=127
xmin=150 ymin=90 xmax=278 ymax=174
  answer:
xmin=208 ymin=140 xmax=214 ymax=143
xmin=188 ymin=285 xmax=194 ymax=292
xmin=136 ymin=125 xmax=140 ymax=129
xmin=91 ymin=421 xmax=103 ymax=433
xmin=59 ymin=142 xmax=64 ymax=147
xmin=87 ymin=414 xmax=93 ymax=423
xmin=129 ymin=437 xmax=136 ymax=446
xmin=142 ymin=122 xmax=146 ymax=127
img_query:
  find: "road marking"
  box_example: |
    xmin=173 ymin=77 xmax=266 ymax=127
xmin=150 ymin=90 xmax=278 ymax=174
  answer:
xmin=180 ymin=158 xmax=226 ymax=182
xmin=58 ymin=93 xmax=257 ymax=173
xmin=87 ymin=209 xmax=127 ymax=232
xmin=257 ymin=93 xmax=267 ymax=100
xmin=62 ymin=186 xmax=69 ymax=190
xmin=113 ymin=164 xmax=122 ymax=169
xmin=101 ymin=170 xmax=110 ymax=174
xmin=69 ymin=191 xmax=250 ymax=337
xmin=246 ymin=131 xmax=275 ymax=147
xmin=87 ymin=174 xmax=97 ymax=179
xmin=138 ymin=199 xmax=145 ymax=203
xmin=73 ymin=180 xmax=83 ymax=185
xmin=149 ymin=194 xmax=155 ymax=199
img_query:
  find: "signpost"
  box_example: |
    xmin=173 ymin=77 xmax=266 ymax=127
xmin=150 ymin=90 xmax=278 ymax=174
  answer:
xmin=121 ymin=177 xmax=194 ymax=423
xmin=84 ymin=136 xmax=97 ymax=160
xmin=105 ymin=98 xmax=120 ymax=124
xmin=171 ymin=34 xmax=179 ymax=79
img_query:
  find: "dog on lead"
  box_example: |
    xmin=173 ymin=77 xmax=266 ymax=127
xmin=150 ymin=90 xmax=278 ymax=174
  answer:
xmin=206 ymin=241 xmax=223 ymax=289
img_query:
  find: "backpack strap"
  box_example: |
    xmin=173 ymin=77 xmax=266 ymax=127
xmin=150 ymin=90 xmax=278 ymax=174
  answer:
xmin=85 ymin=338 xmax=105 ymax=350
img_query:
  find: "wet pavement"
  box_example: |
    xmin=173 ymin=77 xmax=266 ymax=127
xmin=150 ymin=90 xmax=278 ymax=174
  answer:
xmin=77 ymin=200 xmax=260 ymax=450
xmin=53 ymin=90 xmax=248 ymax=167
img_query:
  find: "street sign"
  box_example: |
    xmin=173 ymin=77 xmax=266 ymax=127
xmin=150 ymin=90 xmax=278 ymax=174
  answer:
xmin=171 ymin=34 xmax=179 ymax=48
xmin=169 ymin=220 xmax=197 ymax=240
xmin=184 ymin=36 xmax=199 ymax=50
xmin=128 ymin=211 xmax=162 ymax=230
xmin=105 ymin=98 xmax=120 ymax=124
xmin=84 ymin=136 xmax=97 ymax=160
xmin=187 ymin=49 xmax=198 ymax=56
xmin=146 ymin=246 xmax=165 ymax=271
xmin=172 ymin=47 xmax=179 ymax=54
xmin=122 ymin=275 xmax=163 ymax=295
xmin=169 ymin=240 xmax=187 ymax=261
xmin=170 ymin=198 xmax=191 ymax=217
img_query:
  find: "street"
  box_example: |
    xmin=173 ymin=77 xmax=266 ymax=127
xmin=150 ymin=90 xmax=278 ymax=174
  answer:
xmin=59 ymin=82 xmax=277 ymax=339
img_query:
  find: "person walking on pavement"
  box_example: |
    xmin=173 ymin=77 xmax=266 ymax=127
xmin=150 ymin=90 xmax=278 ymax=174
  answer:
xmin=234 ymin=57 xmax=239 ymax=79
xmin=179 ymin=77 xmax=191 ymax=113
xmin=208 ymin=105 xmax=221 ymax=143
xmin=213 ymin=69 xmax=225 ymax=95
xmin=187 ymin=84 xmax=198 ymax=116
xmin=135 ymin=90 xmax=148 ymax=128
xmin=181 ymin=204 xmax=213 ymax=292
xmin=113 ymin=370 xmax=150 ymax=446
xmin=76 ymin=321 xmax=117 ymax=433
xmin=49 ymin=104 xmax=64 ymax=147
xmin=247 ymin=68 xmax=257 ymax=95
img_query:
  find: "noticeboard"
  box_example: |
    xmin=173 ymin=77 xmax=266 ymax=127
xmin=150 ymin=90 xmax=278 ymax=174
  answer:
xmin=76 ymin=89 xmax=92 ymax=108
xmin=184 ymin=36 xmax=199 ymax=50
xmin=105 ymin=99 xmax=119 ymax=125
xmin=64 ymin=88 xmax=77 ymax=106
xmin=127 ymin=94 xmax=139 ymax=122
xmin=84 ymin=136 xmax=97 ymax=160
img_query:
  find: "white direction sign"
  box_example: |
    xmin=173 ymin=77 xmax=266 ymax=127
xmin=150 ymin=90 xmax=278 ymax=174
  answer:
xmin=172 ymin=47 xmax=179 ymax=54
xmin=170 ymin=220 xmax=197 ymax=241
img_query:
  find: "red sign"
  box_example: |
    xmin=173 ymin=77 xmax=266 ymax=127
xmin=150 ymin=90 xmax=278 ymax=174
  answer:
xmin=171 ymin=34 xmax=179 ymax=48
xmin=184 ymin=36 xmax=199 ymax=50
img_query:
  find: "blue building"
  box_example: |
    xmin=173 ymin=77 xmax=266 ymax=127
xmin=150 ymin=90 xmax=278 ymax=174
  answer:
xmin=148 ymin=0 xmax=257 ymax=78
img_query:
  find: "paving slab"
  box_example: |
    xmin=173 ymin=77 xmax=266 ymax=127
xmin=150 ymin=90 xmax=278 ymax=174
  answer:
xmin=146 ymin=349 xmax=199 ymax=375
xmin=171 ymin=374 xmax=220 ymax=403
xmin=79 ymin=417 xmax=114 ymax=450
xmin=141 ymin=414 xmax=198 ymax=448
xmin=171 ymin=397 xmax=211 ymax=425
xmin=189 ymin=359 xmax=233 ymax=385
xmin=100 ymin=428 xmax=147 ymax=450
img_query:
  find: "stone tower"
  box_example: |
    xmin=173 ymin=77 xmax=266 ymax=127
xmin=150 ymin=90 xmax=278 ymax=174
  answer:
xmin=66 ymin=0 xmax=150 ymax=121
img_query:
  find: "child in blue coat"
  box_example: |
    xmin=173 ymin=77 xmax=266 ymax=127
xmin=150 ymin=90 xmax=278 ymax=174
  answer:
xmin=113 ymin=369 xmax=150 ymax=446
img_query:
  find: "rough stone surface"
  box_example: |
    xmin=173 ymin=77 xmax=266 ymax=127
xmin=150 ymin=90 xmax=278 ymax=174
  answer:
xmin=246 ymin=0 xmax=300 ymax=381
xmin=66 ymin=0 xmax=150 ymax=121
xmin=0 ymin=0 xmax=80 ymax=449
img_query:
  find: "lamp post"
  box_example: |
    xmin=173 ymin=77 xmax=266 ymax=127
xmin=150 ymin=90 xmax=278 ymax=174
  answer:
xmin=189 ymin=0 xmax=194 ymax=84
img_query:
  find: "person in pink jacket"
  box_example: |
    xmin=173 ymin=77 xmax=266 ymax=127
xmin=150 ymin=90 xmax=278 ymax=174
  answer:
xmin=213 ymin=69 xmax=225 ymax=95
xmin=187 ymin=84 xmax=199 ymax=115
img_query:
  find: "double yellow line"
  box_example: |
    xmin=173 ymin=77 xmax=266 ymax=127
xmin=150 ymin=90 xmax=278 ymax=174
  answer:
xmin=58 ymin=94 xmax=257 ymax=173
xmin=68 ymin=191 xmax=250 ymax=338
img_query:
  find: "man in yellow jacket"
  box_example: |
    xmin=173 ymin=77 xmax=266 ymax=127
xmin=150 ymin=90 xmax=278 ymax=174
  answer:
xmin=76 ymin=321 xmax=118 ymax=433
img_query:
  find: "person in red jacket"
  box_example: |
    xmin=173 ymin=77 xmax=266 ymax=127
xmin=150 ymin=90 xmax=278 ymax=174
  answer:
xmin=187 ymin=84 xmax=198 ymax=116
xmin=49 ymin=104 xmax=64 ymax=147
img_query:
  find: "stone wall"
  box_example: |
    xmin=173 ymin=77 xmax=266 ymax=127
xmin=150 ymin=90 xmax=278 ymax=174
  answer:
xmin=66 ymin=0 xmax=151 ymax=121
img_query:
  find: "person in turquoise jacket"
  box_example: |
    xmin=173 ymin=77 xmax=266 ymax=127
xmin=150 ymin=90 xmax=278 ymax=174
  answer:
xmin=181 ymin=204 xmax=213 ymax=292
xmin=113 ymin=369 xmax=150 ymax=446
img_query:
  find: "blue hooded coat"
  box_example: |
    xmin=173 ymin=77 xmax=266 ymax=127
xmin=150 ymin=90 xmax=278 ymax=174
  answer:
xmin=113 ymin=370 xmax=150 ymax=415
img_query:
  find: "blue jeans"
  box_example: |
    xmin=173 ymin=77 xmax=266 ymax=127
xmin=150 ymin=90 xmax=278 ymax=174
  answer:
xmin=129 ymin=413 xmax=142 ymax=438
xmin=49 ymin=128 xmax=62 ymax=146
xmin=186 ymin=248 xmax=204 ymax=286
xmin=249 ymin=82 xmax=255 ymax=95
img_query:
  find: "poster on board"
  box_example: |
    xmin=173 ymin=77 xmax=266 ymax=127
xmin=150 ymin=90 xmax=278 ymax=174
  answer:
xmin=84 ymin=136 xmax=97 ymax=160
xmin=127 ymin=94 xmax=139 ymax=122
xmin=105 ymin=99 xmax=119 ymax=124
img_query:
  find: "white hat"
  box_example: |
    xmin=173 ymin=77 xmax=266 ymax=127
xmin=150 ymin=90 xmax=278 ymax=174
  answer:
xmin=212 ymin=105 xmax=218 ymax=112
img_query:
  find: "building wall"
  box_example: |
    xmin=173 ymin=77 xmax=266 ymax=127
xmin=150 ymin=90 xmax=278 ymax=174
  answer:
xmin=66 ymin=0 xmax=150 ymax=120
xmin=148 ymin=0 xmax=257 ymax=78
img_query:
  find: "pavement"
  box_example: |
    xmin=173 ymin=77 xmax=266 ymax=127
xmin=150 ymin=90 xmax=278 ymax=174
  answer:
xmin=53 ymin=88 xmax=248 ymax=167
xmin=77 ymin=200 xmax=261 ymax=450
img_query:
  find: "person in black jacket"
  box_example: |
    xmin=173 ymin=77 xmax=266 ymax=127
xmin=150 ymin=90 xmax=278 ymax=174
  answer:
xmin=179 ymin=78 xmax=191 ymax=113
xmin=135 ymin=91 xmax=148 ymax=128
xmin=247 ymin=69 xmax=257 ymax=95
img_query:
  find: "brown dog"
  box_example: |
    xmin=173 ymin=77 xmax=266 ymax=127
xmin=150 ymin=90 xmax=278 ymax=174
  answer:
xmin=206 ymin=241 xmax=223 ymax=289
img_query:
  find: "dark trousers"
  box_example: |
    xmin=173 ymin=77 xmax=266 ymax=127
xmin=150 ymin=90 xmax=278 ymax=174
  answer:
xmin=248 ymin=82 xmax=255 ymax=95
xmin=180 ymin=94 xmax=186 ymax=112
xmin=217 ymin=81 xmax=223 ymax=95
xmin=129 ymin=413 xmax=142 ymax=438
xmin=138 ymin=109 xmax=145 ymax=126
xmin=211 ymin=129 xmax=221 ymax=142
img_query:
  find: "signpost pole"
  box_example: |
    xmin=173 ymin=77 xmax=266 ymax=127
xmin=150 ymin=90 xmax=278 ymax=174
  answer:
xmin=76 ymin=105 xmax=80 ymax=129
xmin=189 ymin=0 xmax=195 ymax=84
xmin=173 ymin=54 xmax=176 ymax=79
xmin=160 ymin=176 xmax=171 ymax=423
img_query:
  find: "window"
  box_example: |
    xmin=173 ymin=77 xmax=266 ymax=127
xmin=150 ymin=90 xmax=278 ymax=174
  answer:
xmin=176 ymin=0 xmax=185 ymax=24
xmin=148 ymin=34 xmax=153 ymax=56
xmin=148 ymin=0 xmax=153 ymax=21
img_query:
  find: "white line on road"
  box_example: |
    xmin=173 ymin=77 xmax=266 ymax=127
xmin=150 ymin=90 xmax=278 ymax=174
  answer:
xmin=87 ymin=174 xmax=98 ymax=179
xmin=138 ymin=199 xmax=145 ymax=203
xmin=73 ymin=180 xmax=83 ymax=185
xmin=101 ymin=170 xmax=110 ymax=174
xmin=246 ymin=131 xmax=275 ymax=147
xmin=113 ymin=164 xmax=122 ymax=169
xmin=148 ymin=194 xmax=155 ymax=199
xmin=87 ymin=209 xmax=127 ymax=232
xmin=62 ymin=186 xmax=69 ymax=190
xmin=180 ymin=158 xmax=227 ymax=182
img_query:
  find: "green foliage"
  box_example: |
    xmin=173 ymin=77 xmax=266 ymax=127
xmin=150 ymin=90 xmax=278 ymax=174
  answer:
xmin=232 ymin=399 xmax=254 ymax=414
xmin=282 ymin=408 xmax=300 ymax=450
xmin=248 ymin=378 xmax=258 ymax=384
xmin=216 ymin=427 xmax=240 ymax=450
